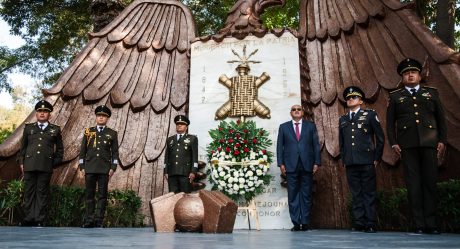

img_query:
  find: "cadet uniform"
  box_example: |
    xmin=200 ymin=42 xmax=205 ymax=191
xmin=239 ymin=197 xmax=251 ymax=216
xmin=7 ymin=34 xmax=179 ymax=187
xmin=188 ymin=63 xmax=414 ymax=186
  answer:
xmin=79 ymin=105 xmax=119 ymax=228
xmin=339 ymin=86 xmax=384 ymax=232
xmin=19 ymin=100 xmax=64 ymax=226
xmin=386 ymin=59 xmax=447 ymax=233
xmin=164 ymin=115 xmax=198 ymax=193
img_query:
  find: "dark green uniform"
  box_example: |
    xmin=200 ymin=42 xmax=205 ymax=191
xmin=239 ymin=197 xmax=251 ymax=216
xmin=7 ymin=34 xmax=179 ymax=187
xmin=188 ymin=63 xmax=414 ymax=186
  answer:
xmin=79 ymin=126 xmax=119 ymax=226
xmin=164 ymin=134 xmax=198 ymax=193
xmin=19 ymin=122 xmax=63 ymax=224
xmin=339 ymin=108 xmax=384 ymax=230
xmin=386 ymin=86 xmax=447 ymax=230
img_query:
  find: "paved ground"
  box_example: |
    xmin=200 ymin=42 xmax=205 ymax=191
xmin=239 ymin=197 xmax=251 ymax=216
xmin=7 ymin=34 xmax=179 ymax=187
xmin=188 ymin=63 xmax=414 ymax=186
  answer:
xmin=1 ymin=227 xmax=459 ymax=249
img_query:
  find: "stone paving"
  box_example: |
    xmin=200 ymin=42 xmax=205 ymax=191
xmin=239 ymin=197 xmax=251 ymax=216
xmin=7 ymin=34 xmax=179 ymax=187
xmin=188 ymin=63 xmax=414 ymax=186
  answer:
xmin=1 ymin=227 xmax=460 ymax=249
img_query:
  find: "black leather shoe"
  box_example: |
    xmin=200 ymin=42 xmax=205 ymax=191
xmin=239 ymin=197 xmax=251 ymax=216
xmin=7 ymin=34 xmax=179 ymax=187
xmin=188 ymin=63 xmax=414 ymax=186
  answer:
xmin=424 ymin=228 xmax=441 ymax=235
xmin=301 ymin=224 xmax=310 ymax=231
xmin=351 ymin=225 xmax=365 ymax=232
xmin=94 ymin=221 xmax=103 ymax=228
xmin=35 ymin=222 xmax=44 ymax=227
xmin=414 ymin=228 xmax=424 ymax=234
xmin=290 ymin=225 xmax=301 ymax=231
xmin=19 ymin=220 xmax=34 ymax=227
xmin=365 ymin=227 xmax=377 ymax=233
xmin=81 ymin=222 xmax=94 ymax=228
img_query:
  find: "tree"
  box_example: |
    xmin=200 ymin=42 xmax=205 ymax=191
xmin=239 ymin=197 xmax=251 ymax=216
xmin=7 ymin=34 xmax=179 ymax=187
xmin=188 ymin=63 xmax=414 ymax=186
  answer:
xmin=0 ymin=0 xmax=458 ymax=95
xmin=0 ymin=86 xmax=32 ymax=143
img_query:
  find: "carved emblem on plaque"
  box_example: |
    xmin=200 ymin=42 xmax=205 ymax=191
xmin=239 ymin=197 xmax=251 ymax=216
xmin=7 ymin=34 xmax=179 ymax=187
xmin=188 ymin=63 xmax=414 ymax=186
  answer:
xmin=215 ymin=45 xmax=271 ymax=120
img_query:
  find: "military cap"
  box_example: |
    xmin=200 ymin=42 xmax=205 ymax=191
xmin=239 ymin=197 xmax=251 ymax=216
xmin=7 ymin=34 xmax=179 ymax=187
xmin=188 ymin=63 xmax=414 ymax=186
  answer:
xmin=35 ymin=100 xmax=53 ymax=112
xmin=343 ymin=86 xmax=365 ymax=100
xmin=397 ymin=58 xmax=422 ymax=75
xmin=95 ymin=105 xmax=111 ymax=117
xmin=174 ymin=115 xmax=190 ymax=125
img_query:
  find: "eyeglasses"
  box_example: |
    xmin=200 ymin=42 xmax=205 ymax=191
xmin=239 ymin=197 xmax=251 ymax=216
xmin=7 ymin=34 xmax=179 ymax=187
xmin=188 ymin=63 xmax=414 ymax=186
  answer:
xmin=346 ymin=96 xmax=360 ymax=100
xmin=291 ymin=108 xmax=302 ymax=112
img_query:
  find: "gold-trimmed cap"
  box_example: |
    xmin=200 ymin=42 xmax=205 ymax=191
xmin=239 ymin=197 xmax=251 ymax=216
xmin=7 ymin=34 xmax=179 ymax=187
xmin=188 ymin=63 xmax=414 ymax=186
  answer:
xmin=94 ymin=105 xmax=111 ymax=117
xmin=397 ymin=58 xmax=422 ymax=75
xmin=34 ymin=100 xmax=53 ymax=112
xmin=343 ymin=86 xmax=365 ymax=99
xmin=174 ymin=115 xmax=190 ymax=125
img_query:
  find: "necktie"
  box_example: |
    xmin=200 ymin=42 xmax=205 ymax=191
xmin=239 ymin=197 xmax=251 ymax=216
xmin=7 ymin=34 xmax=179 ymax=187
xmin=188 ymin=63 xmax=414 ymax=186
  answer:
xmin=295 ymin=123 xmax=300 ymax=141
xmin=39 ymin=124 xmax=44 ymax=130
xmin=350 ymin=112 xmax=355 ymax=120
xmin=98 ymin=127 xmax=103 ymax=133
xmin=410 ymin=88 xmax=417 ymax=96
xmin=179 ymin=134 xmax=182 ymax=140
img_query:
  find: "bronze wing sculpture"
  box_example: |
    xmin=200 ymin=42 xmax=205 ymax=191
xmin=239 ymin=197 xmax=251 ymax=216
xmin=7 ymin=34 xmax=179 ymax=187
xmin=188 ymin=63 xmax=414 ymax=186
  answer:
xmin=297 ymin=0 xmax=460 ymax=227
xmin=0 ymin=0 xmax=196 ymax=218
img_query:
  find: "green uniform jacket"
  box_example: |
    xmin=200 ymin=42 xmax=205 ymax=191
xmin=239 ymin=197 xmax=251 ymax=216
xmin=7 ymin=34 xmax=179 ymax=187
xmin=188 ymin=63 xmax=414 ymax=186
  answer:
xmin=164 ymin=134 xmax=198 ymax=176
xmin=79 ymin=127 xmax=119 ymax=174
xmin=386 ymin=86 xmax=447 ymax=149
xmin=19 ymin=122 xmax=64 ymax=172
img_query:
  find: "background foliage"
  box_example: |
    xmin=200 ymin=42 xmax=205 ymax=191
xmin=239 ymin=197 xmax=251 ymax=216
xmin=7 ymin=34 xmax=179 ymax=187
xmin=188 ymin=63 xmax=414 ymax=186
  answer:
xmin=0 ymin=180 xmax=144 ymax=227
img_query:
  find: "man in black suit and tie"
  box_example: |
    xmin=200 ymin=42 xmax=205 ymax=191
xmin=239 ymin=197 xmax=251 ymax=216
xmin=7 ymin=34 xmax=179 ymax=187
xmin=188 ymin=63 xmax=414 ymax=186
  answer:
xmin=387 ymin=58 xmax=447 ymax=234
xmin=276 ymin=105 xmax=321 ymax=231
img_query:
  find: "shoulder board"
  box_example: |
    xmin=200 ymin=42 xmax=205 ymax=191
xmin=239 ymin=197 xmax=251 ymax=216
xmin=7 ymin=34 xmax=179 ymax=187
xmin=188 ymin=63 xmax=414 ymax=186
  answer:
xmin=49 ymin=123 xmax=60 ymax=128
xmin=365 ymin=109 xmax=376 ymax=112
xmin=422 ymin=86 xmax=438 ymax=90
xmin=389 ymin=88 xmax=404 ymax=94
xmin=25 ymin=122 xmax=36 ymax=126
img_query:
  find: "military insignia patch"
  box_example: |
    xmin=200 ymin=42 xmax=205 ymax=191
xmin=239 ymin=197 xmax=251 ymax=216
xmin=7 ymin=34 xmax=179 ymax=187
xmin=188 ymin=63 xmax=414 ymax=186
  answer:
xmin=184 ymin=138 xmax=190 ymax=144
xmin=422 ymin=92 xmax=432 ymax=98
xmin=399 ymin=96 xmax=406 ymax=102
xmin=363 ymin=112 xmax=368 ymax=116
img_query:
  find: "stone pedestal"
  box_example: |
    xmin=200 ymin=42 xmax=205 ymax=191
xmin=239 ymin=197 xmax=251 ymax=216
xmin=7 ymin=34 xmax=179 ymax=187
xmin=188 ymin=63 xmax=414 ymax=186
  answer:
xmin=149 ymin=192 xmax=184 ymax=232
xmin=189 ymin=32 xmax=301 ymax=229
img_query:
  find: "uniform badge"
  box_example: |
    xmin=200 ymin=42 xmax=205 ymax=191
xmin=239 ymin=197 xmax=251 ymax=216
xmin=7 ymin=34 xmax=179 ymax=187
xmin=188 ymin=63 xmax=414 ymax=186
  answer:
xmin=49 ymin=129 xmax=55 ymax=134
xmin=363 ymin=112 xmax=368 ymax=116
xmin=363 ymin=128 xmax=368 ymax=133
xmin=422 ymin=92 xmax=432 ymax=98
xmin=358 ymin=124 xmax=362 ymax=129
xmin=170 ymin=140 xmax=174 ymax=145
xmin=184 ymin=138 xmax=190 ymax=144
xmin=375 ymin=115 xmax=380 ymax=122
xmin=399 ymin=96 xmax=406 ymax=102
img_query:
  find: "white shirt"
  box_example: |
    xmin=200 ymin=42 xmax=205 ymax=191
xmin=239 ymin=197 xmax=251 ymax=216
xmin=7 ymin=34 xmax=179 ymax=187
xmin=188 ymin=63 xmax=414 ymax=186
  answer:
xmin=176 ymin=133 xmax=186 ymax=141
xmin=405 ymin=85 xmax=420 ymax=94
xmin=37 ymin=122 xmax=49 ymax=130
xmin=292 ymin=120 xmax=302 ymax=136
xmin=96 ymin=125 xmax=105 ymax=132
xmin=349 ymin=108 xmax=361 ymax=120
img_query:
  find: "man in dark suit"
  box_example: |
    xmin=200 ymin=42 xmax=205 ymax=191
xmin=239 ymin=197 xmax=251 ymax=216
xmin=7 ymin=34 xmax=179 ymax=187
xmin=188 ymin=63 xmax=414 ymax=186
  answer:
xmin=79 ymin=105 xmax=119 ymax=228
xmin=19 ymin=100 xmax=64 ymax=227
xmin=164 ymin=115 xmax=198 ymax=193
xmin=339 ymin=86 xmax=384 ymax=233
xmin=276 ymin=105 xmax=321 ymax=231
xmin=387 ymin=58 xmax=447 ymax=234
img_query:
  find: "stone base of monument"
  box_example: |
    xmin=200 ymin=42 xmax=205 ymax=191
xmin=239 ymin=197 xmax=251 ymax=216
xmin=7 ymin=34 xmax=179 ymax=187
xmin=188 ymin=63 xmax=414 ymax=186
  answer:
xmin=150 ymin=190 xmax=237 ymax=233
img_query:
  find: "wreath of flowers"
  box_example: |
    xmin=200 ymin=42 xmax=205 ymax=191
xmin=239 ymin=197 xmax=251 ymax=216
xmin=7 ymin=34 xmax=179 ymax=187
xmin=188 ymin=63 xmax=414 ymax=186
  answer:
xmin=207 ymin=120 xmax=273 ymax=203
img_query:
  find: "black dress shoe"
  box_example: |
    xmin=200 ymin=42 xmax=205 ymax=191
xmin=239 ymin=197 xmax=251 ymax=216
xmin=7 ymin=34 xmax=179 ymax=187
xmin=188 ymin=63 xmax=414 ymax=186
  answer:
xmin=94 ymin=222 xmax=104 ymax=228
xmin=351 ymin=225 xmax=365 ymax=232
xmin=414 ymin=228 xmax=424 ymax=234
xmin=81 ymin=222 xmax=94 ymax=228
xmin=301 ymin=224 xmax=310 ymax=231
xmin=35 ymin=222 xmax=44 ymax=227
xmin=424 ymin=228 xmax=441 ymax=235
xmin=365 ymin=227 xmax=377 ymax=233
xmin=19 ymin=220 xmax=34 ymax=227
xmin=290 ymin=225 xmax=301 ymax=231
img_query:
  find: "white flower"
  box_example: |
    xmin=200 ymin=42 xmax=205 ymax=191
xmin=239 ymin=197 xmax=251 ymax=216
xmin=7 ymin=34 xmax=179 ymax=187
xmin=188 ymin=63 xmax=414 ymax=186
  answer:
xmin=254 ymin=176 xmax=258 ymax=181
xmin=228 ymin=189 xmax=233 ymax=194
xmin=263 ymin=155 xmax=268 ymax=161
xmin=219 ymin=171 xmax=225 ymax=177
xmin=233 ymin=171 xmax=239 ymax=178
xmin=217 ymin=166 xmax=223 ymax=172
xmin=239 ymin=178 xmax=245 ymax=184
xmin=220 ymin=152 xmax=226 ymax=156
xmin=231 ymin=158 xmax=236 ymax=162
xmin=225 ymin=155 xmax=229 ymax=159
xmin=256 ymin=169 xmax=263 ymax=176
xmin=218 ymin=185 xmax=223 ymax=190
xmin=239 ymin=190 xmax=246 ymax=194
xmin=247 ymin=171 xmax=254 ymax=177
xmin=219 ymin=180 xmax=226 ymax=186
xmin=223 ymin=174 xmax=230 ymax=180
xmin=227 ymin=183 xmax=232 ymax=187
xmin=248 ymin=181 xmax=254 ymax=187
xmin=213 ymin=170 xmax=219 ymax=178
xmin=233 ymin=184 xmax=239 ymax=191
xmin=228 ymin=177 xmax=234 ymax=183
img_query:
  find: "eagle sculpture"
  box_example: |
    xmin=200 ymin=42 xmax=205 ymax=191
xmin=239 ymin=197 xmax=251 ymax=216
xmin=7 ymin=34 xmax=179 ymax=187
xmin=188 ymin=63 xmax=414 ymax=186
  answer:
xmin=1 ymin=0 xmax=459 ymax=227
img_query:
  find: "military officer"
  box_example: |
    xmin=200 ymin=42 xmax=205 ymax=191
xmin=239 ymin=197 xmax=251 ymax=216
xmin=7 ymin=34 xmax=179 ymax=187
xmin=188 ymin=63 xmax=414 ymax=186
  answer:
xmin=386 ymin=58 xmax=447 ymax=234
xmin=339 ymin=86 xmax=384 ymax=233
xmin=79 ymin=105 xmax=119 ymax=228
xmin=19 ymin=100 xmax=64 ymax=226
xmin=164 ymin=115 xmax=198 ymax=193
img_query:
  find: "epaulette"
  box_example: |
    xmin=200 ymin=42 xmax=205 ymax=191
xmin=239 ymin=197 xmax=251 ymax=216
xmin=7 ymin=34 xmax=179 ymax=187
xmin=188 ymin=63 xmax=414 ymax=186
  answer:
xmin=422 ymin=86 xmax=438 ymax=90
xmin=389 ymin=88 xmax=404 ymax=94
xmin=24 ymin=122 xmax=36 ymax=126
xmin=49 ymin=123 xmax=60 ymax=128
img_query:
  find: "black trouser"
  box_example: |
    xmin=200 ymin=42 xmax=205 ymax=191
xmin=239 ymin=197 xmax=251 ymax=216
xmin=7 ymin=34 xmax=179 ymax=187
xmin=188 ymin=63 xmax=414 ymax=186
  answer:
xmin=84 ymin=173 xmax=109 ymax=224
xmin=168 ymin=175 xmax=191 ymax=193
xmin=346 ymin=164 xmax=376 ymax=227
xmin=401 ymin=147 xmax=438 ymax=229
xmin=23 ymin=171 xmax=52 ymax=223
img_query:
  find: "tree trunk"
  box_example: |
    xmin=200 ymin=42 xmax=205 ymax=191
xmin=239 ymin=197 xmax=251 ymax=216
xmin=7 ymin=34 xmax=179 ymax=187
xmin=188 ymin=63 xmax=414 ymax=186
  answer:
xmin=435 ymin=0 xmax=456 ymax=48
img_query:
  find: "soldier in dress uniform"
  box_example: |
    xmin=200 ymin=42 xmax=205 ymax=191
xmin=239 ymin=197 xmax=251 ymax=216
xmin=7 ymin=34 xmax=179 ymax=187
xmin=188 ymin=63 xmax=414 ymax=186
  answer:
xmin=19 ymin=100 xmax=64 ymax=226
xmin=79 ymin=105 xmax=119 ymax=228
xmin=339 ymin=86 xmax=384 ymax=233
xmin=386 ymin=58 xmax=447 ymax=234
xmin=164 ymin=115 xmax=198 ymax=193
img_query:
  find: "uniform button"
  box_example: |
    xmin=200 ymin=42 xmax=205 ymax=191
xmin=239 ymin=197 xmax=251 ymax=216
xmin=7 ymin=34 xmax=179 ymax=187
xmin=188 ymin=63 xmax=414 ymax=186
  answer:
xmin=403 ymin=126 xmax=407 ymax=129
xmin=40 ymin=132 xmax=43 ymax=134
xmin=98 ymin=136 xmax=101 ymax=138
xmin=351 ymin=136 xmax=354 ymax=139
xmin=98 ymin=142 xmax=101 ymax=144
xmin=97 ymin=154 xmax=99 ymax=156
xmin=177 ymin=149 xmax=179 ymax=151
xmin=416 ymin=120 xmax=420 ymax=123
xmin=176 ymin=155 xmax=179 ymax=157
xmin=413 ymin=97 xmax=416 ymax=100
xmin=415 ymin=112 xmax=419 ymax=115
xmin=352 ymin=129 xmax=355 ymax=132
xmin=351 ymin=123 xmax=354 ymax=125
xmin=97 ymin=148 xmax=100 ymax=150
xmin=352 ymin=143 xmax=355 ymax=146
xmin=38 ymin=144 xmax=41 ymax=147
xmin=176 ymin=162 xmax=178 ymax=164
xmin=37 ymin=151 xmax=40 ymax=154
xmin=39 ymin=138 xmax=42 ymax=140
xmin=414 ymin=104 xmax=418 ymax=107
xmin=429 ymin=125 xmax=433 ymax=128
